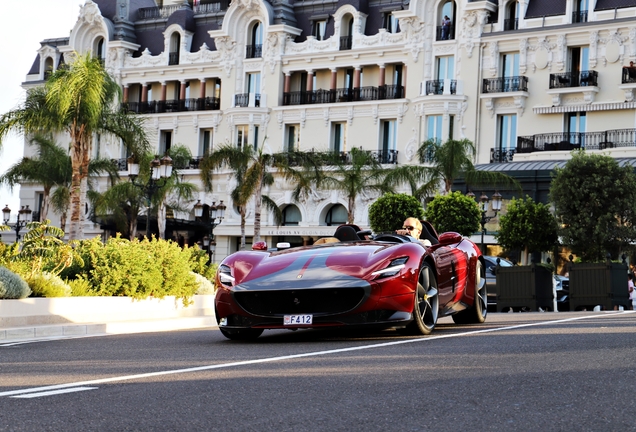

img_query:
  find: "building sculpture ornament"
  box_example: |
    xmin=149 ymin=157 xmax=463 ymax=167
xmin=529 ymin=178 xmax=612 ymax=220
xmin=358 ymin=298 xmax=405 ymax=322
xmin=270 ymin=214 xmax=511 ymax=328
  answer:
xmin=489 ymin=41 xmax=499 ymax=77
xmin=519 ymin=38 xmax=528 ymax=74
xmin=556 ymin=34 xmax=566 ymax=71
xmin=398 ymin=17 xmax=425 ymax=62
xmin=589 ymin=30 xmax=598 ymax=68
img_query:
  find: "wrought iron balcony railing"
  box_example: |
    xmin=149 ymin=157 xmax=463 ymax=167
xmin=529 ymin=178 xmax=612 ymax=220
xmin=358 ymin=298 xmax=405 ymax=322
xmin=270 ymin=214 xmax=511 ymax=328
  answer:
xmin=245 ymin=44 xmax=262 ymax=59
xmin=282 ymin=85 xmax=404 ymax=106
xmin=122 ymin=97 xmax=220 ymax=114
xmin=280 ymin=149 xmax=400 ymax=167
xmin=193 ymin=0 xmax=229 ymax=14
xmin=622 ymin=67 xmax=636 ymax=84
xmin=137 ymin=5 xmax=181 ymax=20
xmin=517 ymin=128 xmax=636 ymax=154
xmin=549 ymin=70 xmax=598 ymax=88
xmin=234 ymin=93 xmax=261 ymax=107
xmin=503 ymin=18 xmax=518 ymax=31
xmin=490 ymin=148 xmax=516 ymax=163
xmin=168 ymin=52 xmax=179 ymax=65
xmin=572 ymin=10 xmax=588 ymax=23
xmin=425 ymin=80 xmax=457 ymax=95
xmin=339 ymin=36 xmax=353 ymax=50
xmin=482 ymin=76 xmax=528 ymax=93
xmin=435 ymin=25 xmax=455 ymax=41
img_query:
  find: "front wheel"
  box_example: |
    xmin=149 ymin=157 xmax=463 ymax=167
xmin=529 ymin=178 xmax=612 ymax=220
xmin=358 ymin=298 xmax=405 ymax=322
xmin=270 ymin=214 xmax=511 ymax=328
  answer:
xmin=452 ymin=259 xmax=487 ymax=324
xmin=403 ymin=263 xmax=439 ymax=335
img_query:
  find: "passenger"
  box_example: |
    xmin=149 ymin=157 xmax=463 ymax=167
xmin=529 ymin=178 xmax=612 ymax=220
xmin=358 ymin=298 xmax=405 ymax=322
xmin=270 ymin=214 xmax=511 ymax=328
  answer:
xmin=396 ymin=217 xmax=432 ymax=246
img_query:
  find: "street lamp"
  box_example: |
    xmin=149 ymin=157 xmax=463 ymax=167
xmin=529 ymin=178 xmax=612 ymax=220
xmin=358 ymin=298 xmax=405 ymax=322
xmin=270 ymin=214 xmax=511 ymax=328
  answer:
xmin=2 ymin=204 xmax=33 ymax=242
xmin=469 ymin=191 xmax=502 ymax=254
xmin=194 ymin=199 xmax=226 ymax=261
xmin=128 ymin=154 xmax=173 ymax=238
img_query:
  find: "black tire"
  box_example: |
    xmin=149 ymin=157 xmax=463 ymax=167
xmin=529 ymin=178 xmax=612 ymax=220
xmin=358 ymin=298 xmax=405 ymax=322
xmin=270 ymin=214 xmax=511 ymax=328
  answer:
xmin=403 ymin=263 xmax=439 ymax=335
xmin=219 ymin=328 xmax=264 ymax=341
xmin=453 ymin=259 xmax=487 ymax=324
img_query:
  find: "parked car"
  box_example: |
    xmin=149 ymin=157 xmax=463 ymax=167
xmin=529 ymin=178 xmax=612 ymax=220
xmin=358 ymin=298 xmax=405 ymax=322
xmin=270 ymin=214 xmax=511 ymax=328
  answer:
xmin=483 ymin=255 xmax=514 ymax=310
xmin=554 ymin=275 xmax=570 ymax=311
xmin=215 ymin=223 xmax=487 ymax=340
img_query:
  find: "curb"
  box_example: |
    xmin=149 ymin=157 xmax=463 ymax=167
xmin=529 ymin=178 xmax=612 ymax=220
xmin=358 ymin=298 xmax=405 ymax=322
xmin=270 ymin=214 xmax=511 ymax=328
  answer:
xmin=0 ymin=316 xmax=218 ymax=344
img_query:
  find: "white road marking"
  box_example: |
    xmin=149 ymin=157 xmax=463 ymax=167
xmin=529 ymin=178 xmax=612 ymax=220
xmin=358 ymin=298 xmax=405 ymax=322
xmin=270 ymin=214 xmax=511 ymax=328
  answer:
xmin=0 ymin=311 xmax=632 ymax=398
xmin=11 ymin=387 xmax=98 ymax=399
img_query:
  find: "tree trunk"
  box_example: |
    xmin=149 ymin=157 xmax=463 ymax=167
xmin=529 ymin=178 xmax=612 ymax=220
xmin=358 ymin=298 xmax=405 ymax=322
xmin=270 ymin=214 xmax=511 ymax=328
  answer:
xmin=129 ymin=215 xmax=138 ymax=240
xmin=157 ymin=201 xmax=166 ymax=240
xmin=348 ymin=195 xmax=356 ymax=224
xmin=240 ymin=207 xmax=246 ymax=250
xmin=41 ymin=186 xmax=51 ymax=221
xmin=68 ymin=128 xmax=91 ymax=240
xmin=253 ymin=177 xmax=263 ymax=243
xmin=60 ymin=211 xmax=67 ymax=234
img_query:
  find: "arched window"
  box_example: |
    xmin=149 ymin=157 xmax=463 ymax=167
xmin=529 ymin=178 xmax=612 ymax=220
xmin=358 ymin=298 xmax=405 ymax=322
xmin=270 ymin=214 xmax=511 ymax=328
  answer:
xmin=505 ymin=1 xmax=519 ymax=30
xmin=169 ymin=33 xmax=180 ymax=65
xmin=437 ymin=1 xmax=456 ymax=41
xmin=340 ymin=15 xmax=353 ymax=50
xmin=247 ymin=21 xmax=263 ymax=58
xmin=325 ymin=204 xmax=348 ymax=226
xmin=573 ymin=0 xmax=588 ymax=23
xmin=282 ymin=205 xmax=301 ymax=226
xmin=94 ymin=37 xmax=105 ymax=60
xmin=44 ymin=57 xmax=54 ymax=80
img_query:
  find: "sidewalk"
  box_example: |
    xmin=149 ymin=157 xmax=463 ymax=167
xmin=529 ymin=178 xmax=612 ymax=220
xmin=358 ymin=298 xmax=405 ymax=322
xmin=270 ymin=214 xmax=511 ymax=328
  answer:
xmin=0 ymin=295 xmax=218 ymax=344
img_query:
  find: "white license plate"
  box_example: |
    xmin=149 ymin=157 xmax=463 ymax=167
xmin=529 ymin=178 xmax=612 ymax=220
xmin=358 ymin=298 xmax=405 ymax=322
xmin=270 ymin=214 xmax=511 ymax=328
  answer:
xmin=284 ymin=314 xmax=313 ymax=325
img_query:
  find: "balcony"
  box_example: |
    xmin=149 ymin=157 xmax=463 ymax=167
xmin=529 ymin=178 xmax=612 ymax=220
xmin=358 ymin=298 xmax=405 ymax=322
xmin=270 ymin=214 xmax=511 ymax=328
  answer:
xmin=517 ymin=128 xmax=636 ymax=154
xmin=282 ymin=85 xmax=404 ymax=106
xmin=245 ymin=44 xmax=262 ymax=59
xmin=122 ymin=97 xmax=220 ymax=114
xmin=339 ymin=36 xmax=352 ymax=50
xmin=193 ymin=0 xmax=229 ymax=14
xmin=490 ymin=148 xmax=516 ymax=163
xmin=572 ymin=10 xmax=588 ymax=23
xmin=234 ymin=93 xmax=261 ymax=107
xmin=425 ymin=80 xmax=457 ymax=95
xmin=168 ymin=52 xmax=179 ymax=65
xmin=503 ymin=18 xmax=518 ymax=31
xmin=112 ymin=157 xmax=204 ymax=172
xmin=281 ymin=149 xmax=399 ymax=166
xmin=622 ymin=66 xmax=636 ymax=84
xmin=482 ymin=76 xmax=528 ymax=93
xmin=549 ymin=71 xmax=598 ymax=88
xmin=137 ymin=5 xmax=181 ymax=20
xmin=435 ymin=25 xmax=455 ymax=41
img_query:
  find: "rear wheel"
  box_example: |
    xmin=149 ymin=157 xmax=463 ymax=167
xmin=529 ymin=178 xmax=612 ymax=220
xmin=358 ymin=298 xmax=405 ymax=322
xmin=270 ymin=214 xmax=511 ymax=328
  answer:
xmin=219 ymin=328 xmax=264 ymax=341
xmin=403 ymin=263 xmax=439 ymax=335
xmin=452 ymin=259 xmax=487 ymax=324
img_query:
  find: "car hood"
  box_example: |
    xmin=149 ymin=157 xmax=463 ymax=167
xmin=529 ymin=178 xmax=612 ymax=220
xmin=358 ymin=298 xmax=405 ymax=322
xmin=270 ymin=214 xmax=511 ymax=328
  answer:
xmin=226 ymin=242 xmax=422 ymax=291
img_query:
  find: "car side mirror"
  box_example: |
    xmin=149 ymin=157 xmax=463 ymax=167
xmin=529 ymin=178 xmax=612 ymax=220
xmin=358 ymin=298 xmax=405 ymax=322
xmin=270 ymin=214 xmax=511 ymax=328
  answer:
xmin=438 ymin=232 xmax=462 ymax=245
xmin=490 ymin=267 xmax=497 ymax=276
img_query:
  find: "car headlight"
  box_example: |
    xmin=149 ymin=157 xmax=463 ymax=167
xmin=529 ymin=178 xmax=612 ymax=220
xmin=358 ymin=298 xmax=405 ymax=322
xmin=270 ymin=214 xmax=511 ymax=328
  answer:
xmin=372 ymin=257 xmax=409 ymax=279
xmin=218 ymin=264 xmax=235 ymax=287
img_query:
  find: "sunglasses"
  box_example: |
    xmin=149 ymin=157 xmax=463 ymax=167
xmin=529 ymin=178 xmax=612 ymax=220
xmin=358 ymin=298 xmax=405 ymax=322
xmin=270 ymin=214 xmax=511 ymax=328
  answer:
xmin=402 ymin=226 xmax=417 ymax=231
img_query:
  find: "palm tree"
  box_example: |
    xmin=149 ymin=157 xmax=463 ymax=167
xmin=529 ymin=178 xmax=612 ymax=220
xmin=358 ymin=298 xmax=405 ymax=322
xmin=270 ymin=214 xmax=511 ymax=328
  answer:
xmin=0 ymin=135 xmax=70 ymax=221
xmin=417 ymin=138 xmax=520 ymax=194
xmin=0 ymin=53 xmax=149 ymax=240
xmin=313 ymin=148 xmax=395 ymax=224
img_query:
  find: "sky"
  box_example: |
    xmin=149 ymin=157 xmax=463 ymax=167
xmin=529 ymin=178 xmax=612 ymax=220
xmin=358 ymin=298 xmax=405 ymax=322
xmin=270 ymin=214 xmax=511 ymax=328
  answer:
xmin=0 ymin=0 xmax=84 ymax=220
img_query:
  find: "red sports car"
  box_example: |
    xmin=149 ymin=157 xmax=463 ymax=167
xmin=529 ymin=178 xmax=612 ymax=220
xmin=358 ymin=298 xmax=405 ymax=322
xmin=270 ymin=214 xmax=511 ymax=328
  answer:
xmin=214 ymin=222 xmax=487 ymax=340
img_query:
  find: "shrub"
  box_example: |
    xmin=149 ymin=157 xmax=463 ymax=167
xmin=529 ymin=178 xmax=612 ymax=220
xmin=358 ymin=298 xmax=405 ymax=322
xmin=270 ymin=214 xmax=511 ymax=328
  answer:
xmin=193 ymin=272 xmax=215 ymax=295
xmin=0 ymin=266 xmax=31 ymax=299
xmin=368 ymin=193 xmax=425 ymax=233
xmin=28 ymin=272 xmax=72 ymax=297
xmin=424 ymin=191 xmax=481 ymax=236
xmin=67 ymin=277 xmax=97 ymax=297
xmin=145 ymin=238 xmax=198 ymax=302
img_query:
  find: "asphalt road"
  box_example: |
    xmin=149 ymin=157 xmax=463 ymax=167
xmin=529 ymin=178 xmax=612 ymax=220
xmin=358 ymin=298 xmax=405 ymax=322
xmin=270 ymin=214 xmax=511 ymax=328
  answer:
xmin=1 ymin=312 xmax=635 ymax=432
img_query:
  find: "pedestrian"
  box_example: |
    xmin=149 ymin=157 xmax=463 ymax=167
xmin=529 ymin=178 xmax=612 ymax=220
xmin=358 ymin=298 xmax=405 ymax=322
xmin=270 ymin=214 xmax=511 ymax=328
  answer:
xmin=441 ymin=15 xmax=451 ymax=40
xmin=629 ymin=273 xmax=636 ymax=310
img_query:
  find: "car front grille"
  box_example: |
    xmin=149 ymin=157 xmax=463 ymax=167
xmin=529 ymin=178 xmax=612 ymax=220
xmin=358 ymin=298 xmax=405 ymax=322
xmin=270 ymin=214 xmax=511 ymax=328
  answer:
xmin=233 ymin=288 xmax=366 ymax=316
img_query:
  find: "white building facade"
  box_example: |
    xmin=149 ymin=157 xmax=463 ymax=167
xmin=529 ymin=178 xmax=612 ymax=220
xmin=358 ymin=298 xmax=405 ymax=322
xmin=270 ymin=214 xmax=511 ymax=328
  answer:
xmin=14 ymin=0 xmax=636 ymax=259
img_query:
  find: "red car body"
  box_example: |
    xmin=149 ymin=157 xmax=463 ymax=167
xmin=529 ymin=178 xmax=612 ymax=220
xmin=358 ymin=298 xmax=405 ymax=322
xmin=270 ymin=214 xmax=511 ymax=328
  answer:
xmin=215 ymin=223 xmax=487 ymax=340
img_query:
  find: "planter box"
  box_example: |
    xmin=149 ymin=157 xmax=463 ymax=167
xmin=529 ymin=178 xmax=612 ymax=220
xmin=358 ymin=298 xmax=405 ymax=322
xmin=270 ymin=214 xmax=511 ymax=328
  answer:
xmin=568 ymin=263 xmax=629 ymax=311
xmin=0 ymin=295 xmax=215 ymax=329
xmin=495 ymin=264 xmax=554 ymax=312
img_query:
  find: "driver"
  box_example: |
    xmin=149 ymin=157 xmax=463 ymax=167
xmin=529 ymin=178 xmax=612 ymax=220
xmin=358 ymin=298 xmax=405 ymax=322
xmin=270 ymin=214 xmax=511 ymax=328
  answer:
xmin=396 ymin=217 xmax=432 ymax=246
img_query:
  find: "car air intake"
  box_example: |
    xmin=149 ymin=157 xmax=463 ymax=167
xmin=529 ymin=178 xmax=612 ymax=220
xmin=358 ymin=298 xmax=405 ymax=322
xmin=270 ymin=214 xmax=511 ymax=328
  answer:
xmin=234 ymin=288 xmax=366 ymax=316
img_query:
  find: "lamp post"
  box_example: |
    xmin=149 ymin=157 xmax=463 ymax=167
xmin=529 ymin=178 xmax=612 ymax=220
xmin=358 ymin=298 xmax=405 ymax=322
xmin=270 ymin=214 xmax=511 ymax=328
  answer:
xmin=468 ymin=191 xmax=502 ymax=254
xmin=2 ymin=204 xmax=33 ymax=242
xmin=194 ymin=199 xmax=226 ymax=261
xmin=128 ymin=154 xmax=173 ymax=238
